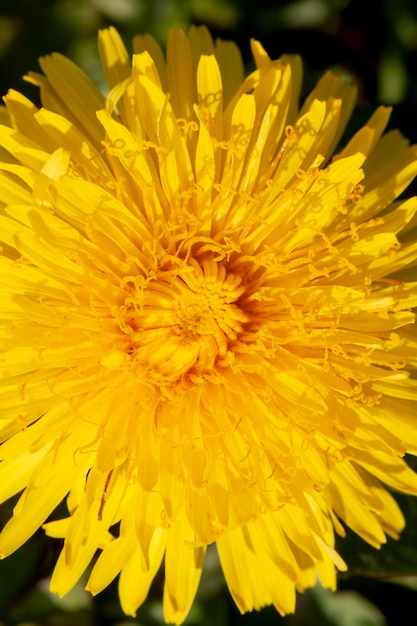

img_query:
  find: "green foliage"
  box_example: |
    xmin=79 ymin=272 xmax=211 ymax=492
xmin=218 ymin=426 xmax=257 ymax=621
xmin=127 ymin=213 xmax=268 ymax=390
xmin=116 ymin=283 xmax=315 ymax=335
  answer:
xmin=337 ymin=494 xmax=417 ymax=579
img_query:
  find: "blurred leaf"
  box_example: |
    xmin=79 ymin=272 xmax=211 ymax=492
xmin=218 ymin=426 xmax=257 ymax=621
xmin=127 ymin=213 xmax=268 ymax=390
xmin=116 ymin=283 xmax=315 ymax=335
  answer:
xmin=338 ymin=459 xmax=417 ymax=579
xmin=191 ymin=0 xmax=239 ymax=28
xmin=43 ymin=578 xmax=91 ymax=612
xmin=313 ymin=584 xmax=387 ymax=626
xmin=378 ymin=50 xmax=407 ymax=104
xmin=89 ymin=0 xmax=145 ymax=22
xmin=53 ymin=0 xmax=98 ymax=33
xmin=0 ymin=16 xmax=19 ymax=56
xmin=387 ymin=575 xmax=417 ymax=591
xmin=278 ymin=0 xmax=331 ymax=28
xmin=0 ymin=531 xmax=45 ymax=615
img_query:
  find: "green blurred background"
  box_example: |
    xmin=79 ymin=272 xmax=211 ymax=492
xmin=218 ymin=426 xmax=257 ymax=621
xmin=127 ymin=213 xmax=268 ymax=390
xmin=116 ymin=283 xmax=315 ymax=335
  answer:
xmin=2 ymin=0 xmax=417 ymax=137
xmin=1 ymin=0 xmax=417 ymax=624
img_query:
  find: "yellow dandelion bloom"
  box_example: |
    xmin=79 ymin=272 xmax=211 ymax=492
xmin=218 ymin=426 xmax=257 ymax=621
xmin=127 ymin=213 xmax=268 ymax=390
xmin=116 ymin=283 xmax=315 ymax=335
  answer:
xmin=1 ymin=25 xmax=417 ymax=624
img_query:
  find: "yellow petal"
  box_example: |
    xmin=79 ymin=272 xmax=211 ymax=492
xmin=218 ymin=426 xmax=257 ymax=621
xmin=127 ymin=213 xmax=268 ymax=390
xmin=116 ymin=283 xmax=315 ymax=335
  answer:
xmin=36 ymin=53 xmax=105 ymax=145
xmin=119 ymin=530 xmax=166 ymax=616
xmin=163 ymin=519 xmax=206 ymax=625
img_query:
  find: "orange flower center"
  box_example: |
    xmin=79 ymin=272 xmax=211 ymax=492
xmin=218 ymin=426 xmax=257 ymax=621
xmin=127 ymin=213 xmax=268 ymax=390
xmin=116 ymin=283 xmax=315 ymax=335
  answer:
xmin=118 ymin=258 xmax=250 ymax=380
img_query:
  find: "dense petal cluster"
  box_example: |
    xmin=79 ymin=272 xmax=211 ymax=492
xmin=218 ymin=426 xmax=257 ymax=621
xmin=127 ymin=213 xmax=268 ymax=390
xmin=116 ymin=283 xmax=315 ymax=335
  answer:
xmin=1 ymin=26 xmax=417 ymax=623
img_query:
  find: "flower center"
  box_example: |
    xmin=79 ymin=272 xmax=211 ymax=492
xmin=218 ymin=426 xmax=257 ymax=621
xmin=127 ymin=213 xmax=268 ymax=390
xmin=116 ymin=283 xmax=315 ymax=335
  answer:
xmin=119 ymin=258 xmax=250 ymax=380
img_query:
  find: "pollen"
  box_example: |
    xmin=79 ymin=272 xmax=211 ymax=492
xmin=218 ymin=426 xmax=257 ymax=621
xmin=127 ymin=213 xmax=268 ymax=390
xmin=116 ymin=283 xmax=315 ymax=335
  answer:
xmin=117 ymin=256 xmax=250 ymax=380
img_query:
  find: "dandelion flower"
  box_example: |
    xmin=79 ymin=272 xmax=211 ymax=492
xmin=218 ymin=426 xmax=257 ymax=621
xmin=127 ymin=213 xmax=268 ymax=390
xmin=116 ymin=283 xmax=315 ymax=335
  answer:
xmin=1 ymin=25 xmax=417 ymax=624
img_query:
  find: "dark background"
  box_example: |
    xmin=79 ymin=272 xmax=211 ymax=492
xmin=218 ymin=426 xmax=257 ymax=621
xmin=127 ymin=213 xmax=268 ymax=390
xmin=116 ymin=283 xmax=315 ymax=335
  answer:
xmin=2 ymin=0 xmax=417 ymax=140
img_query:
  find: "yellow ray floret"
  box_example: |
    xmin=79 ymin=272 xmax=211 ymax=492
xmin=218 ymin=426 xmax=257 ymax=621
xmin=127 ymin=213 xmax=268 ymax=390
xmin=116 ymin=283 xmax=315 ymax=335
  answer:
xmin=0 ymin=24 xmax=417 ymax=624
